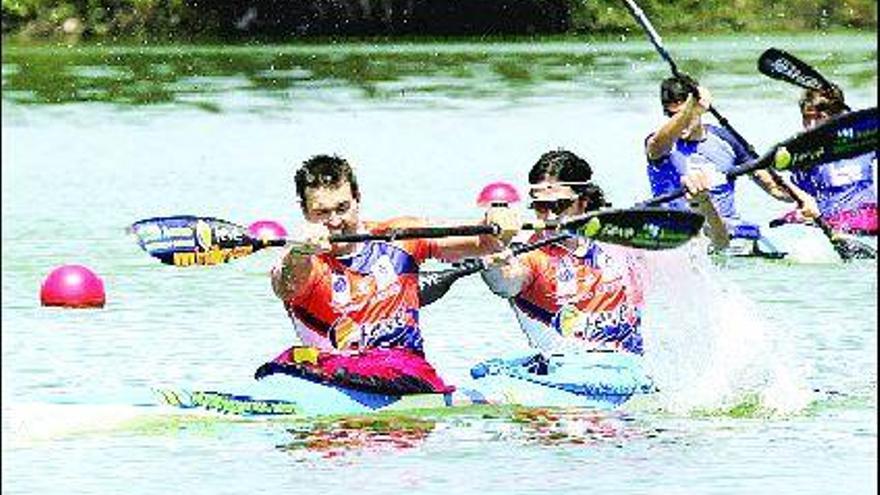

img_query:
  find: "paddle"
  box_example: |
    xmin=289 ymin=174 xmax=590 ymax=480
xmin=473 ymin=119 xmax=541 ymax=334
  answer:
xmin=758 ymin=48 xmax=874 ymax=259
xmin=757 ymin=47 xmax=851 ymax=111
xmin=620 ymin=0 xmax=860 ymax=260
xmin=769 ymin=212 xmax=877 ymax=260
xmin=419 ymin=233 xmax=572 ymax=306
xmin=620 ymin=0 xmax=755 ymax=151
xmin=641 ymin=107 xmax=878 ymax=207
xmin=129 ymin=215 xmax=500 ymax=267
xmin=129 ymin=207 xmax=706 ymax=267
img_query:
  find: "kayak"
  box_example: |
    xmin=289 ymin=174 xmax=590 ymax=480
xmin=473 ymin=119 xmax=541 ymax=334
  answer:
xmin=156 ymin=351 xmax=654 ymax=417
xmin=713 ymin=237 xmax=788 ymax=260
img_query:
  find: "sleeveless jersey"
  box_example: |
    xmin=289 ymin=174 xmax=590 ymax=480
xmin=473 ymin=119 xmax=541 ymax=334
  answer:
xmin=278 ymin=218 xmax=440 ymax=355
xmin=491 ymin=235 xmax=647 ymax=355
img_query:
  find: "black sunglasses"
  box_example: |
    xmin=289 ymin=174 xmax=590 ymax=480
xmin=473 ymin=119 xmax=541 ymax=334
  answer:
xmin=528 ymin=198 xmax=576 ymax=215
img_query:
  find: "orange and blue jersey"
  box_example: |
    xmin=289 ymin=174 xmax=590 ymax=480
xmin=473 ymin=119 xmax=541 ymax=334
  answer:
xmin=487 ymin=234 xmax=647 ymax=355
xmin=278 ymin=218 xmax=441 ymax=355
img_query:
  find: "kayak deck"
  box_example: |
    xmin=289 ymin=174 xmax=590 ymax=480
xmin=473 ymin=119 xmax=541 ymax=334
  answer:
xmin=156 ymin=351 xmax=654 ymax=417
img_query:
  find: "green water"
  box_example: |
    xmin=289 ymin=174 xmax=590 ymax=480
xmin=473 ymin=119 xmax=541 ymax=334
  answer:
xmin=2 ymin=33 xmax=877 ymax=494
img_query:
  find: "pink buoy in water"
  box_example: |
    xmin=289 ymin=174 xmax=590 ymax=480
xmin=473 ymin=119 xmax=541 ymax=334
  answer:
xmin=40 ymin=264 xmax=106 ymax=308
xmin=247 ymin=220 xmax=288 ymax=241
xmin=476 ymin=181 xmax=521 ymax=207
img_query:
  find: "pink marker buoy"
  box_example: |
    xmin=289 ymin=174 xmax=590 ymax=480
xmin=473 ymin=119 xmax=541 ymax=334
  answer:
xmin=247 ymin=220 xmax=288 ymax=241
xmin=40 ymin=264 xmax=106 ymax=308
xmin=476 ymin=181 xmax=521 ymax=207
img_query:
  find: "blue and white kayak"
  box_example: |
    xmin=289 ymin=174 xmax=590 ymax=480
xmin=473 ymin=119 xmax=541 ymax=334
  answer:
xmin=156 ymin=351 xmax=654 ymax=417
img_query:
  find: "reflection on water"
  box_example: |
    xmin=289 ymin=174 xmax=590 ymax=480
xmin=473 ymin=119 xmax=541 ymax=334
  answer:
xmin=3 ymin=36 xmax=876 ymax=110
xmin=277 ymin=406 xmax=658 ymax=461
xmin=280 ymin=413 xmax=438 ymax=459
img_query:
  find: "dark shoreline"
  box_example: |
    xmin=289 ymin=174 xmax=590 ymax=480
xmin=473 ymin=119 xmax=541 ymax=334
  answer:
xmin=3 ymin=0 xmax=877 ymax=43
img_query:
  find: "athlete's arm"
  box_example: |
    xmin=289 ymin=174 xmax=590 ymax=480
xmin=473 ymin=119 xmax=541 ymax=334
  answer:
xmin=646 ymin=88 xmax=710 ymax=160
xmin=432 ymin=207 xmax=521 ymax=261
xmin=749 ymin=169 xmax=820 ymax=218
xmin=270 ymin=222 xmax=330 ymax=300
xmin=682 ymin=170 xmax=730 ymax=250
xmin=480 ymin=251 xmax=530 ymax=298
xmin=271 ymin=250 xmax=314 ymax=301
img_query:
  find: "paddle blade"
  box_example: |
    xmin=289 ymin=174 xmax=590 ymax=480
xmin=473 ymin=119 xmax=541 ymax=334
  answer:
xmin=758 ymin=48 xmax=830 ymax=91
xmin=129 ymin=215 xmax=263 ymax=266
xmin=571 ymin=208 xmax=705 ymax=250
xmin=767 ymin=107 xmax=878 ymax=173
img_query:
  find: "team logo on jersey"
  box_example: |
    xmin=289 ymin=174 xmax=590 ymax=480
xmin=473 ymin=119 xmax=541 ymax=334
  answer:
xmin=552 ymin=304 xmax=587 ymax=339
xmin=556 ymin=256 xmax=578 ymax=300
xmin=372 ymin=255 xmax=397 ymax=291
xmin=371 ymin=255 xmax=402 ymax=301
xmin=331 ymin=273 xmax=351 ymax=307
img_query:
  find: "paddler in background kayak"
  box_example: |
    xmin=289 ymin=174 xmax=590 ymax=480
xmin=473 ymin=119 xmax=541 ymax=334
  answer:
xmin=478 ymin=149 xmax=726 ymax=361
xmin=645 ymin=74 xmax=820 ymax=256
xmin=784 ymin=84 xmax=877 ymax=236
xmin=260 ymin=153 xmax=520 ymax=395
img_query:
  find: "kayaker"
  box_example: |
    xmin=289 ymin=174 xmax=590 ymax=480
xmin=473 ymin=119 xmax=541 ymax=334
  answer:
xmin=644 ymin=74 xmax=819 ymax=255
xmin=786 ymin=84 xmax=877 ymax=235
xmin=478 ymin=149 xmax=725 ymax=357
xmin=261 ymin=153 xmax=520 ymax=394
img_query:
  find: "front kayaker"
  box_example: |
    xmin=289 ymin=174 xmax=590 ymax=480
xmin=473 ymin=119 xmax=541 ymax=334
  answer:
xmin=645 ymin=74 xmax=819 ymax=256
xmin=787 ymin=84 xmax=877 ymax=236
xmin=479 ymin=149 xmax=724 ymax=357
xmin=262 ymin=154 xmax=519 ymax=394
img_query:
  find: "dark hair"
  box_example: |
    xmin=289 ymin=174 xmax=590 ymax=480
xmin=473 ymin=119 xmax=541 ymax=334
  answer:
xmin=660 ymin=74 xmax=699 ymax=107
xmin=799 ymin=84 xmax=847 ymax=116
xmin=529 ymin=149 xmax=608 ymax=210
xmin=581 ymin=183 xmax=611 ymax=211
xmin=294 ymin=154 xmax=361 ymax=206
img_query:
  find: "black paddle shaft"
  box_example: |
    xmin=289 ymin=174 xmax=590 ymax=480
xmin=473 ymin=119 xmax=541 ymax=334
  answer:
xmin=331 ymin=224 xmax=499 ymax=243
xmin=418 ymin=232 xmax=572 ymax=307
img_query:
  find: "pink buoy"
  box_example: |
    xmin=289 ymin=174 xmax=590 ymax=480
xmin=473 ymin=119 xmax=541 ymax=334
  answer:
xmin=476 ymin=181 xmax=521 ymax=207
xmin=247 ymin=220 xmax=288 ymax=241
xmin=40 ymin=264 xmax=105 ymax=308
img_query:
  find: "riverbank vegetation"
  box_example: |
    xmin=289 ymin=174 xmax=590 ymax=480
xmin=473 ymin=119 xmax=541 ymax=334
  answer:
xmin=2 ymin=0 xmax=876 ymax=43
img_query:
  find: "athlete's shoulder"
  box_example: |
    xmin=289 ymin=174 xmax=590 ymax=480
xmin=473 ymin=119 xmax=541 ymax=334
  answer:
xmin=704 ymin=124 xmax=740 ymax=147
xmin=510 ymin=234 xmax=556 ymax=266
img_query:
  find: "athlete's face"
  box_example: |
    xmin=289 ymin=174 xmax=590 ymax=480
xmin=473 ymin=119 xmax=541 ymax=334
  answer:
xmin=528 ymin=181 xmax=584 ymax=222
xmin=302 ymin=181 xmax=360 ymax=238
xmin=664 ymin=100 xmax=702 ymax=139
xmin=801 ymin=102 xmax=834 ymax=130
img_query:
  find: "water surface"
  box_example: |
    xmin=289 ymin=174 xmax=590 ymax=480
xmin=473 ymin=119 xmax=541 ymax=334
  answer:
xmin=2 ymin=33 xmax=877 ymax=494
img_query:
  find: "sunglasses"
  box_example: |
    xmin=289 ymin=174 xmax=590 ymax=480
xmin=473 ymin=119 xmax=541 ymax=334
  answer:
xmin=528 ymin=198 xmax=576 ymax=214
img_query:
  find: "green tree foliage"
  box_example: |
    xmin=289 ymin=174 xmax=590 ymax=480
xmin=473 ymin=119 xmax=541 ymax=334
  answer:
xmin=2 ymin=0 xmax=876 ymax=40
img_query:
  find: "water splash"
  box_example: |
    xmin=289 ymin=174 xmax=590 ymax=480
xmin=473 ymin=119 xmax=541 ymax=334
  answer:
xmin=637 ymin=239 xmax=814 ymax=417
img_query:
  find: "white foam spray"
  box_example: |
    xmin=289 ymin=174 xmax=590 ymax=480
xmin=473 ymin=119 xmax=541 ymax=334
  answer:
xmin=634 ymin=239 xmax=814 ymax=416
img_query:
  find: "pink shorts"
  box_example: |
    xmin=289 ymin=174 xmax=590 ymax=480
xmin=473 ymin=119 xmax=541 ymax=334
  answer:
xmin=256 ymin=346 xmax=454 ymax=395
xmin=826 ymin=204 xmax=878 ymax=235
